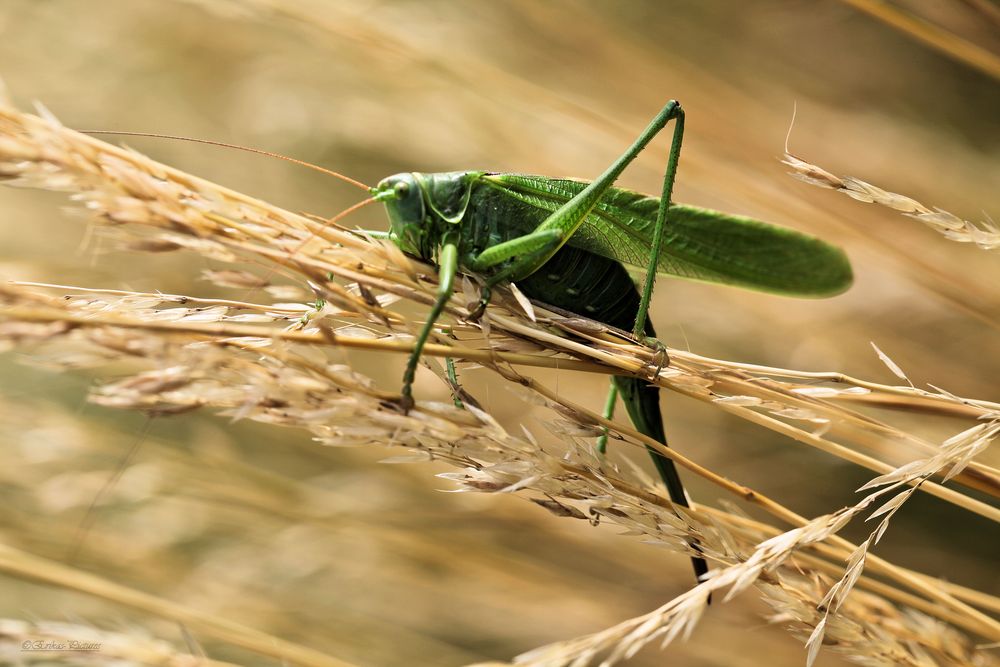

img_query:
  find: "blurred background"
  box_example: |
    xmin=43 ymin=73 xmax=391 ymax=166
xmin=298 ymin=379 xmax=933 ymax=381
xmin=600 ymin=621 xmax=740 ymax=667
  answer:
xmin=0 ymin=1 xmax=998 ymax=665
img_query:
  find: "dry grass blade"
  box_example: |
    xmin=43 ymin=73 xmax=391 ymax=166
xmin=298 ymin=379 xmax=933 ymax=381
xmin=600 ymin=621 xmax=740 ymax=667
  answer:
xmin=838 ymin=0 xmax=1000 ymax=82
xmin=0 ymin=543 xmax=357 ymax=667
xmin=2 ymin=93 xmax=999 ymax=667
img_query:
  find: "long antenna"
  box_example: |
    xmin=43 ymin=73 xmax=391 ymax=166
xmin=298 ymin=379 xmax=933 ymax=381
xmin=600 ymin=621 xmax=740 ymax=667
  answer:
xmin=328 ymin=196 xmax=379 ymax=225
xmin=82 ymin=130 xmax=372 ymax=191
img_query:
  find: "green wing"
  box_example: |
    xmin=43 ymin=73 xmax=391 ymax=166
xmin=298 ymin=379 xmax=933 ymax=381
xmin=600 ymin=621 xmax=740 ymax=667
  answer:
xmin=484 ymin=174 xmax=852 ymax=297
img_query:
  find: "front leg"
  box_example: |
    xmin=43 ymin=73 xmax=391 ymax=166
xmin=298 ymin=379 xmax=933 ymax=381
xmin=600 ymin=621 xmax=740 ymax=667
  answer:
xmin=399 ymin=233 xmax=460 ymax=412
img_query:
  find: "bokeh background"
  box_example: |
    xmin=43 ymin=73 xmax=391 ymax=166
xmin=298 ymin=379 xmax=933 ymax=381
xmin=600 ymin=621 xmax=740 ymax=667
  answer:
xmin=0 ymin=1 xmax=998 ymax=665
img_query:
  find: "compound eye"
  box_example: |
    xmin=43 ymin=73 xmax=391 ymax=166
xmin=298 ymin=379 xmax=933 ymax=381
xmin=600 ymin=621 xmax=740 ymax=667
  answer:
xmin=394 ymin=181 xmax=410 ymax=198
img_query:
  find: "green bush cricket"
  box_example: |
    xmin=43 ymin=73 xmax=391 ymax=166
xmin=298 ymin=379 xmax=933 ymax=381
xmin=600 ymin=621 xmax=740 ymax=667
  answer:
xmin=371 ymin=101 xmax=852 ymax=581
xmin=88 ymin=100 xmax=853 ymax=583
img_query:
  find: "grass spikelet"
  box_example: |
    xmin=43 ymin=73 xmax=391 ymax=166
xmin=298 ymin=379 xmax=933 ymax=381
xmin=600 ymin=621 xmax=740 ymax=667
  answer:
xmin=509 ymin=422 xmax=999 ymax=667
xmin=783 ymin=153 xmax=1000 ymax=250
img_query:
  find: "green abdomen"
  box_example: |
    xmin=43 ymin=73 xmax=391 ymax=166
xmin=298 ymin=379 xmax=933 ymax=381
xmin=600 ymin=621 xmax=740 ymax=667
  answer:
xmin=518 ymin=246 xmax=647 ymax=335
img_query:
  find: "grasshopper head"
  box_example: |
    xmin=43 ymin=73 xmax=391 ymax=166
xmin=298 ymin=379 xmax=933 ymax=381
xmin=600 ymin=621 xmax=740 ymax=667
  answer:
xmin=374 ymin=172 xmax=432 ymax=260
